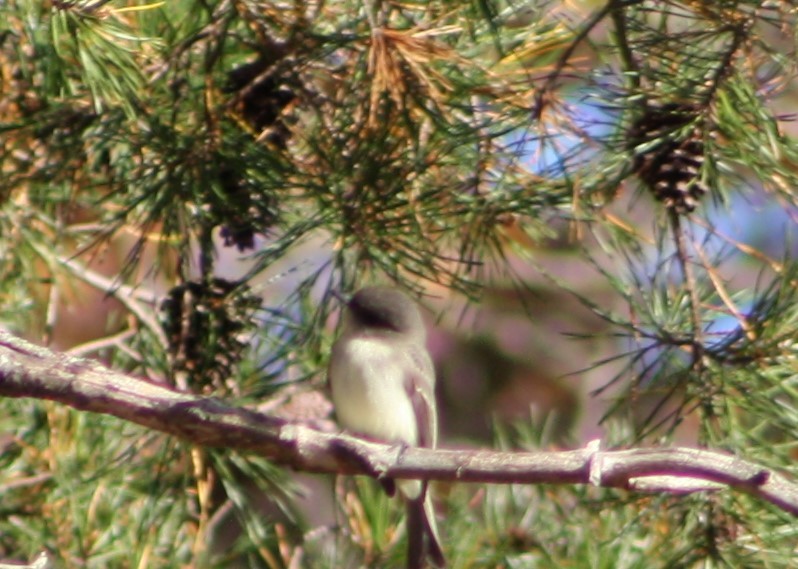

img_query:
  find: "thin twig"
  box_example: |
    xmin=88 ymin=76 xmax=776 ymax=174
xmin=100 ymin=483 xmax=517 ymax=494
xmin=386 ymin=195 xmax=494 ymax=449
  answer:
xmin=51 ymin=253 xmax=166 ymax=348
xmin=668 ymin=211 xmax=704 ymax=368
xmin=693 ymin=241 xmax=756 ymax=341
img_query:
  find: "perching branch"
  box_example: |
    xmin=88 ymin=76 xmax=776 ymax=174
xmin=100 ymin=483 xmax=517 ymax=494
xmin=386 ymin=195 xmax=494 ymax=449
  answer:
xmin=1 ymin=329 xmax=798 ymax=516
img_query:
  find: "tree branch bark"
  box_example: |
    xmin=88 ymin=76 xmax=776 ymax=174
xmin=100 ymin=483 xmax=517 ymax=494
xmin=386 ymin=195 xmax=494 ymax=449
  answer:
xmin=2 ymin=330 xmax=797 ymax=516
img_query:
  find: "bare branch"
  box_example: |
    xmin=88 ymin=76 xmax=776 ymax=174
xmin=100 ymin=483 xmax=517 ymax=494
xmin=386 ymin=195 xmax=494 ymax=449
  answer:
xmin=1 ymin=330 xmax=797 ymax=516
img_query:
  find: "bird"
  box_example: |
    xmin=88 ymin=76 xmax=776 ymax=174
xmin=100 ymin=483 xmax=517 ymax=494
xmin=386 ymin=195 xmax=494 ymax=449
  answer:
xmin=328 ymin=286 xmax=445 ymax=569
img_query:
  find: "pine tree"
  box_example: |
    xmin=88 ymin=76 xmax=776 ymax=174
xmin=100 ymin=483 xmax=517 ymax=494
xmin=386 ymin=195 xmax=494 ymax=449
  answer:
xmin=2 ymin=0 xmax=798 ymax=567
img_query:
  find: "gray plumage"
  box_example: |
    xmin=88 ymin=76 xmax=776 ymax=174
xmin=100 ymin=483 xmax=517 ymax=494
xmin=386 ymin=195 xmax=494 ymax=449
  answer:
xmin=329 ymin=286 xmax=445 ymax=568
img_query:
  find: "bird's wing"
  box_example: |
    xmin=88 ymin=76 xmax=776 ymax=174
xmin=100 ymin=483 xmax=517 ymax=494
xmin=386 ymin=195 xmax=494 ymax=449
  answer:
xmin=404 ymin=342 xmax=438 ymax=449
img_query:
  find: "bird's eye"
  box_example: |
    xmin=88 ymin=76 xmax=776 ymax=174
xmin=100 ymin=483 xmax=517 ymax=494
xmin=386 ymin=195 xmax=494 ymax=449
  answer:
xmin=360 ymin=309 xmax=391 ymax=329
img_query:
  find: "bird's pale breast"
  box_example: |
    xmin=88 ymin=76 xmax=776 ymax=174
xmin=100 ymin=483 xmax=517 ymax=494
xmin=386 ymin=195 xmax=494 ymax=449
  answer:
xmin=330 ymin=337 xmax=420 ymax=446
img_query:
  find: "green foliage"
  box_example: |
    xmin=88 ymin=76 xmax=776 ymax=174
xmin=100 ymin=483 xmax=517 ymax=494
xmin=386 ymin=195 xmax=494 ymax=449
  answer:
xmin=0 ymin=400 xmax=197 ymax=566
xmin=3 ymin=0 xmax=798 ymax=567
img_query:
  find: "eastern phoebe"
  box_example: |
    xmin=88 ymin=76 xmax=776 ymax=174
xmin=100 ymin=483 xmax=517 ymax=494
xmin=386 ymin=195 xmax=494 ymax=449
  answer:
xmin=329 ymin=286 xmax=445 ymax=569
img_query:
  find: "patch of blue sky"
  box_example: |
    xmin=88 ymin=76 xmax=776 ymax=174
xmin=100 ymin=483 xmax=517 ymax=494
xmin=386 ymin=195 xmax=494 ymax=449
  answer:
xmin=504 ymin=90 xmax=617 ymax=178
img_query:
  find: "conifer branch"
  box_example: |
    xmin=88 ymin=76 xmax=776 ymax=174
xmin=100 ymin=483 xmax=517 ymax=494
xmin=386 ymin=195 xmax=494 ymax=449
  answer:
xmin=2 ymin=330 xmax=797 ymax=516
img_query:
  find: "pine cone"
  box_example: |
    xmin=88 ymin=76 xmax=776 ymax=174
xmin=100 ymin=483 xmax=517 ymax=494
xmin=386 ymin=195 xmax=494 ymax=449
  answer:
xmin=226 ymin=56 xmax=296 ymax=148
xmin=213 ymin=163 xmax=277 ymax=251
xmin=629 ymin=102 xmax=710 ymax=213
xmin=160 ymin=278 xmax=260 ymax=392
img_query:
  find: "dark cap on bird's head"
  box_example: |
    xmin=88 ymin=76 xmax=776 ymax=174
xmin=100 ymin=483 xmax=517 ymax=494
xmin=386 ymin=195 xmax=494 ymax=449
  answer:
xmin=344 ymin=286 xmax=425 ymax=337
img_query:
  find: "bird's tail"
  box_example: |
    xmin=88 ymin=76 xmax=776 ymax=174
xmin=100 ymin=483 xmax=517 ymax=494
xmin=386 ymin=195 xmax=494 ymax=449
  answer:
xmin=406 ymin=486 xmax=445 ymax=569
